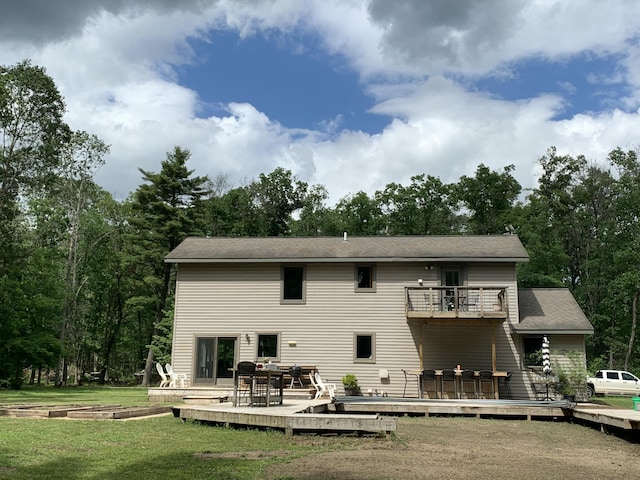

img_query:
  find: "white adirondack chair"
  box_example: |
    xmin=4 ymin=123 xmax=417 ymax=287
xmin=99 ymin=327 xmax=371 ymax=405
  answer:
xmin=165 ymin=363 xmax=187 ymax=388
xmin=156 ymin=363 xmax=170 ymax=388
xmin=311 ymin=372 xmax=337 ymax=400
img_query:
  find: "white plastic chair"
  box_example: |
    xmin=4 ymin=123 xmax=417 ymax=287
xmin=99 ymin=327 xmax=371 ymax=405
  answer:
xmin=156 ymin=363 xmax=170 ymax=388
xmin=311 ymin=372 xmax=337 ymax=400
xmin=165 ymin=363 xmax=187 ymax=388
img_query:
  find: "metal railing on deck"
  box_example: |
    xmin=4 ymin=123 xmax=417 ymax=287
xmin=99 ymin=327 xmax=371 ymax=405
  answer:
xmin=405 ymin=286 xmax=508 ymax=318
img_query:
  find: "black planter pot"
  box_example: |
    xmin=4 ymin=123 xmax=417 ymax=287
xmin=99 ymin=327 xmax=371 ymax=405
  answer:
xmin=344 ymin=386 xmax=361 ymax=396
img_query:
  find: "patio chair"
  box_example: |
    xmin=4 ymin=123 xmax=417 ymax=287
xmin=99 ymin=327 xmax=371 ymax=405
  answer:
xmin=165 ymin=363 xmax=187 ymax=388
xmin=156 ymin=363 xmax=170 ymax=388
xmin=236 ymin=361 xmax=256 ymax=405
xmin=420 ymin=369 xmax=438 ymax=399
xmin=478 ymin=370 xmax=494 ymax=399
xmin=460 ymin=370 xmax=477 ymax=399
xmin=311 ymin=372 xmax=336 ymax=400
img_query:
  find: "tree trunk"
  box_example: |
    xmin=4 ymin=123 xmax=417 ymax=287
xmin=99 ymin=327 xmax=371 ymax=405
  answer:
xmin=624 ymin=289 xmax=638 ymax=370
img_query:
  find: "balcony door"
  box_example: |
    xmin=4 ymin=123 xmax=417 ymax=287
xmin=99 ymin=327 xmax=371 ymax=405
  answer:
xmin=442 ymin=267 xmax=463 ymax=311
xmin=195 ymin=336 xmax=237 ymax=385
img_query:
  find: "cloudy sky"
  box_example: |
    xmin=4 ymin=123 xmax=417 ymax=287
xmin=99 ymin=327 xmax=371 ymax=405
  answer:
xmin=3 ymin=0 xmax=640 ymax=204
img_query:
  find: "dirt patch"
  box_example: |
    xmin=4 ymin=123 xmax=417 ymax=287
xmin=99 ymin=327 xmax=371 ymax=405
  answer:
xmin=196 ymin=450 xmax=291 ymax=460
xmin=263 ymin=417 xmax=640 ymax=479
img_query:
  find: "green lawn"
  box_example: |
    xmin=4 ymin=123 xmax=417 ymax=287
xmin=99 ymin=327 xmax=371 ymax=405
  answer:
xmin=0 ymin=385 xmax=342 ymax=480
xmin=0 ymin=385 xmax=152 ymax=407
xmin=0 ymin=385 xmax=637 ymax=480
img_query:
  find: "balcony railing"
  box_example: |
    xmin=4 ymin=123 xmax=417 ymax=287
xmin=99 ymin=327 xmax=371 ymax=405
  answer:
xmin=405 ymin=286 xmax=508 ymax=319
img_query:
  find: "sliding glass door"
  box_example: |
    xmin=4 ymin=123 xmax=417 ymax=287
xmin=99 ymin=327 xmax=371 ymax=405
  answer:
xmin=195 ymin=336 xmax=237 ymax=385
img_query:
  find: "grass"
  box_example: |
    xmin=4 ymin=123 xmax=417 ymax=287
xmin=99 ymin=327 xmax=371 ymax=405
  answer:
xmin=0 ymin=385 xmax=638 ymax=479
xmin=591 ymin=395 xmax=636 ymax=409
xmin=0 ymin=385 xmax=152 ymax=407
xmin=0 ymin=385 xmax=347 ymax=480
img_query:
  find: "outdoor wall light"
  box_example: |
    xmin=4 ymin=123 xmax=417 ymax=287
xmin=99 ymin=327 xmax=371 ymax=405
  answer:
xmin=425 ymin=265 xmax=435 ymax=270
xmin=245 ymin=333 xmax=250 ymax=343
xmin=417 ymin=278 xmax=423 ymax=286
xmin=288 ymin=340 xmax=297 ymax=347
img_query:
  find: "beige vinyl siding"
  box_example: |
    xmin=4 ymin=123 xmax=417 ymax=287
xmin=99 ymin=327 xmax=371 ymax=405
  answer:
xmin=171 ymin=261 xmax=524 ymax=397
xmin=521 ymin=334 xmax=587 ymax=399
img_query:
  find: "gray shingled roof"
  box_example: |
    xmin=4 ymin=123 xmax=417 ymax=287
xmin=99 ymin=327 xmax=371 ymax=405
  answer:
xmin=514 ymin=288 xmax=593 ymax=334
xmin=165 ymin=235 xmax=530 ymax=263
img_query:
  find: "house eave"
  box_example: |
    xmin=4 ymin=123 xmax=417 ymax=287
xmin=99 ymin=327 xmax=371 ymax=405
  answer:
xmin=165 ymin=256 xmax=529 ymax=264
xmin=511 ymin=325 xmax=594 ymax=335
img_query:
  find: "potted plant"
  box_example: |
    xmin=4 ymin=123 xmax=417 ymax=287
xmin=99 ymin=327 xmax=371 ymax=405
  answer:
xmin=341 ymin=373 xmax=361 ymax=396
xmin=552 ymin=350 xmax=589 ymax=402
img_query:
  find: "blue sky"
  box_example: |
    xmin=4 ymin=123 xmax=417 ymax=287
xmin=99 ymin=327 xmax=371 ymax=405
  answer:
xmin=181 ymin=31 xmax=390 ymax=134
xmin=1 ymin=1 xmax=640 ymax=204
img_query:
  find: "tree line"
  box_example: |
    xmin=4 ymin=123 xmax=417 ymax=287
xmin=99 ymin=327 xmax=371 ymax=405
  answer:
xmin=1 ymin=60 xmax=638 ymax=388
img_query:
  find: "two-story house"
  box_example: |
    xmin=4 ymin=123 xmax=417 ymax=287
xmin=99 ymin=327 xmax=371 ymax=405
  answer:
xmin=165 ymin=234 xmax=593 ymax=399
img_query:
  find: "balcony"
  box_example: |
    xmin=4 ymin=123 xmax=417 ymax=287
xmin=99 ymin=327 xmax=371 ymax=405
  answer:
xmin=405 ymin=286 xmax=508 ymax=320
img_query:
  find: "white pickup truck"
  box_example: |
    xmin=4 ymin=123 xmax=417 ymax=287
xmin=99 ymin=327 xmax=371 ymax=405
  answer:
xmin=586 ymin=370 xmax=640 ymax=397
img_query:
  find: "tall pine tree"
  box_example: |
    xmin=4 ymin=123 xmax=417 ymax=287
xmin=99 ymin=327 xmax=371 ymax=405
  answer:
xmin=128 ymin=146 xmax=209 ymax=386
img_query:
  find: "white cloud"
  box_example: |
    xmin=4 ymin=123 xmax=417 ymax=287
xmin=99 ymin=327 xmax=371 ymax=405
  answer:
xmin=2 ymin=0 xmax=640 ymax=206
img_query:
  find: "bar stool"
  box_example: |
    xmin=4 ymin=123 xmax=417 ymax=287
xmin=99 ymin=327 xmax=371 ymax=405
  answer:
xmin=460 ymin=370 xmax=477 ymax=399
xmin=402 ymin=369 xmax=421 ymax=397
xmin=478 ymin=370 xmax=494 ymax=399
xmin=420 ymin=369 xmax=438 ymax=399
xmin=500 ymin=371 xmax=512 ymax=399
xmin=441 ymin=369 xmax=458 ymax=399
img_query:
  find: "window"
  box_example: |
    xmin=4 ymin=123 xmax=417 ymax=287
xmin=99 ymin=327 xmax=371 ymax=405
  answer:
xmin=282 ymin=265 xmax=305 ymax=303
xmin=606 ymin=371 xmax=620 ymax=380
xmin=355 ymin=265 xmax=376 ymax=292
xmin=257 ymin=333 xmax=280 ymax=361
xmin=523 ymin=337 xmax=543 ymax=367
xmin=354 ymin=333 xmax=375 ymax=363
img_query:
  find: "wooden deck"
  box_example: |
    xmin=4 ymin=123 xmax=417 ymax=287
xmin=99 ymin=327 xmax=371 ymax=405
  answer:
xmin=572 ymin=403 xmax=640 ymax=431
xmin=4 ymin=396 xmax=639 ymax=438
xmin=172 ymin=398 xmax=397 ymax=437
xmin=331 ymin=396 xmax=572 ymax=420
xmin=173 ymin=396 xmax=640 ymax=437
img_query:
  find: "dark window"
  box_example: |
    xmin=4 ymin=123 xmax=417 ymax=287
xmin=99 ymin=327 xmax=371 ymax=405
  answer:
xmin=606 ymin=371 xmax=619 ymax=380
xmin=355 ymin=265 xmax=376 ymax=291
xmin=282 ymin=266 xmax=304 ymax=302
xmin=354 ymin=333 xmax=375 ymax=363
xmin=622 ymin=372 xmax=636 ymax=381
xmin=523 ymin=337 xmax=543 ymax=366
xmin=257 ymin=334 xmax=279 ymax=360
xmin=595 ymin=371 xmax=603 ymax=379
xmin=444 ymin=270 xmax=460 ymax=286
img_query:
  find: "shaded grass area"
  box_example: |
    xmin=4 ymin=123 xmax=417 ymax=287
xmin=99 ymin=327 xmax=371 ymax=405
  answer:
xmin=0 ymin=416 xmax=316 ymax=480
xmin=0 ymin=386 xmax=350 ymax=480
xmin=0 ymin=385 xmax=153 ymax=407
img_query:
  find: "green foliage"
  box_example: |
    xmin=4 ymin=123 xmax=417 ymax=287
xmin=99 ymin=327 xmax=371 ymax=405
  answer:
xmin=341 ymin=373 xmax=359 ymax=388
xmin=552 ymin=350 xmax=590 ymax=398
xmin=455 ymin=164 xmax=521 ymax=235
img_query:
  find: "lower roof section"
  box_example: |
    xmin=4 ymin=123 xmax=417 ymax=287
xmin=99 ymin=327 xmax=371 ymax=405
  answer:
xmin=513 ymin=288 xmax=593 ymax=335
